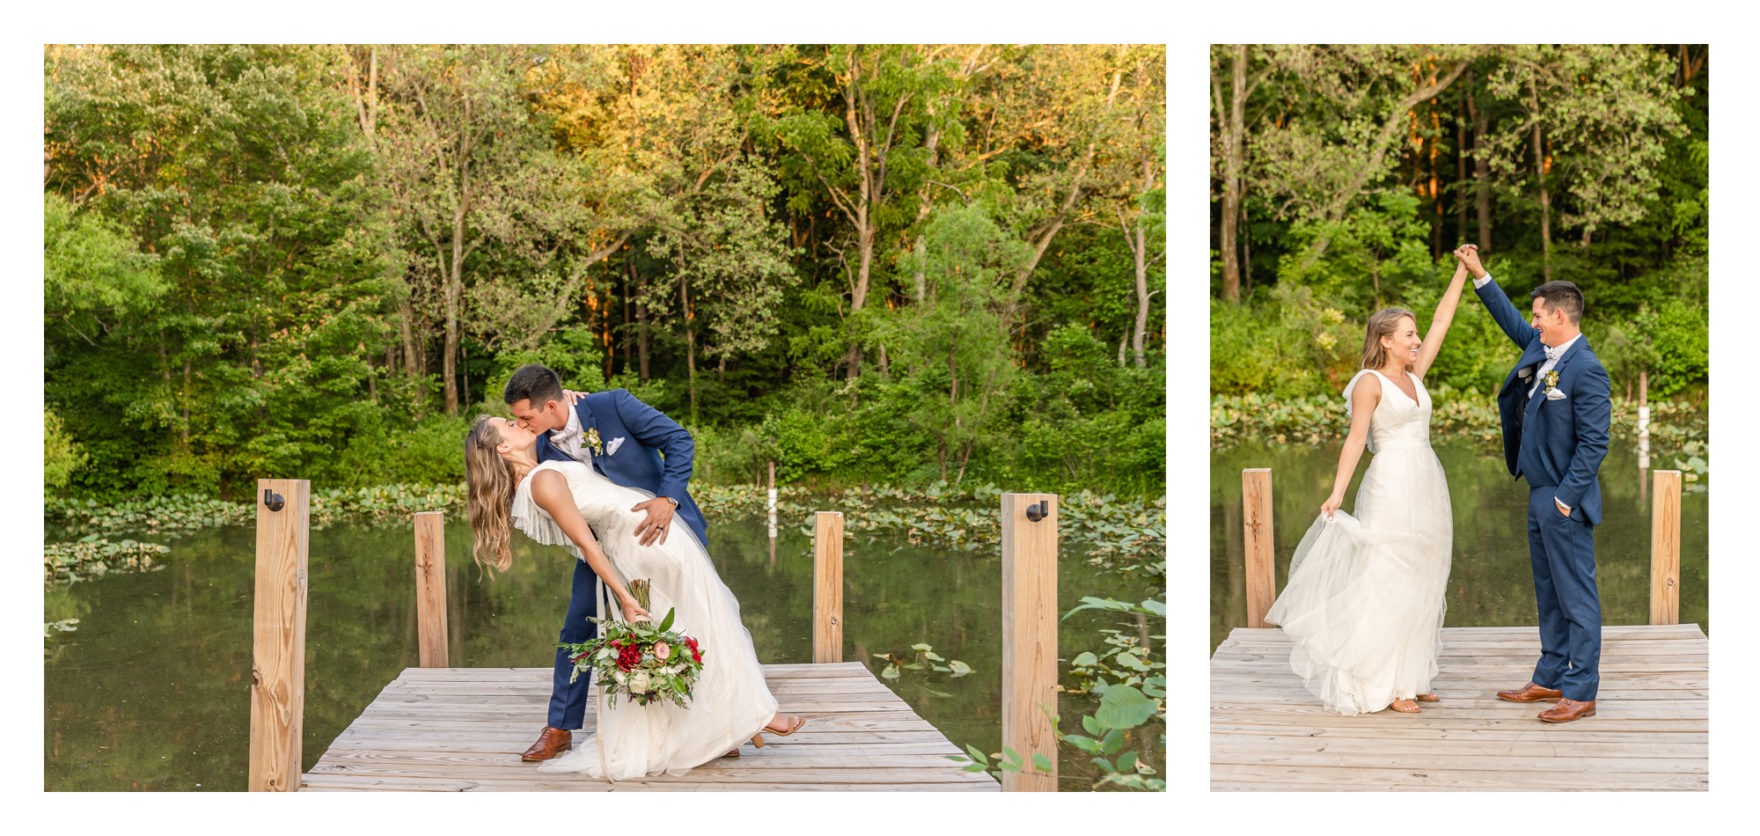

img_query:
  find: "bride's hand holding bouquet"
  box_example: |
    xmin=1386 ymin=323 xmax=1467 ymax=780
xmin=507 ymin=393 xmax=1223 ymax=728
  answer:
xmin=558 ymin=578 xmax=707 ymax=709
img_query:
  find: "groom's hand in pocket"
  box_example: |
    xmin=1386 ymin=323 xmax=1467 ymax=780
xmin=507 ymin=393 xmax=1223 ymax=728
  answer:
xmin=633 ymin=497 xmax=677 ymax=546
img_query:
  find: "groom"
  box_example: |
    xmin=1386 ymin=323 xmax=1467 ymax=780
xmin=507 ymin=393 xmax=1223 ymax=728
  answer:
xmin=502 ymin=364 xmax=709 ymax=760
xmin=1457 ymin=245 xmax=1611 ymax=724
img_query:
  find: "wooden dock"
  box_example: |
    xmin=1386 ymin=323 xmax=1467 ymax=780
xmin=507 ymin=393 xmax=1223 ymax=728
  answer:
xmin=300 ymin=661 xmax=999 ymax=791
xmin=1210 ymin=624 xmax=1709 ymax=791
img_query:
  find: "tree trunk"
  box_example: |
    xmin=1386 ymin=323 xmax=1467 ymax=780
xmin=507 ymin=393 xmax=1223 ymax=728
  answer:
xmin=681 ymin=273 xmax=697 ymax=425
xmin=397 ymin=295 xmax=420 ymax=379
xmin=1530 ymin=79 xmax=1552 ymax=283
xmin=1015 ymin=53 xmax=1125 ymax=307
xmin=1218 ymin=45 xmax=1245 ymax=302
xmin=1429 ymin=103 xmax=1443 ymax=260
xmin=1131 ymin=218 xmax=1150 ymax=368
xmin=911 ymin=105 xmax=942 ymax=304
xmin=1468 ymin=71 xmax=1491 ymax=252
xmin=626 ymin=255 xmax=640 ymax=376
xmin=1456 ymin=84 xmax=1469 ymax=244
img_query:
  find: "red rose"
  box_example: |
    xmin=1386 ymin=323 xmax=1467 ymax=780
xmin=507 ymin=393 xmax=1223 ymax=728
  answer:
xmin=684 ymin=636 xmax=702 ymax=663
xmin=617 ymin=644 xmax=643 ymax=671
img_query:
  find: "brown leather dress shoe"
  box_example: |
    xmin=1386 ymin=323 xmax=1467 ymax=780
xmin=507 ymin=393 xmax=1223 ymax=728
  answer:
xmin=1496 ymin=682 xmax=1563 ymax=702
xmin=1538 ymin=698 xmax=1596 ymax=723
xmin=520 ymin=726 xmax=572 ymax=761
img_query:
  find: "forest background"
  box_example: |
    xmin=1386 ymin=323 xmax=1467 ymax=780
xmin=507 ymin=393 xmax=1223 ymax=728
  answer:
xmin=43 ymin=44 xmax=1167 ymax=502
xmin=1210 ymin=44 xmax=1708 ymax=424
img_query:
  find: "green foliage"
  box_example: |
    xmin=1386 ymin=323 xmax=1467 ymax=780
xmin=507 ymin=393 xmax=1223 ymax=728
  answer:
xmin=42 ymin=192 xmax=165 ymax=345
xmin=45 ymin=537 xmax=170 ymax=587
xmin=44 ymin=412 xmax=89 ymax=499
xmin=872 ymin=643 xmax=973 ymax=681
xmin=44 ymin=44 xmax=1165 ymax=509
xmin=1211 ymin=45 xmax=1706 ymax=418
xmin=1633 ymin=300 xmax=1709 ymax=398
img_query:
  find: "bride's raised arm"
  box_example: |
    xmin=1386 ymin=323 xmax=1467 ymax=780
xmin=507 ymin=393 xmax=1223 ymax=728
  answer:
xmin=529 ymin=469 xmax=650 ymax=622
xmin=1412 ymin=254 xmax=1472 ymax=379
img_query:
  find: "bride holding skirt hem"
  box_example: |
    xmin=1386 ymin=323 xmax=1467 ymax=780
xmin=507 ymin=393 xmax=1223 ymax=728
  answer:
xmin=1262 ymin=256 xmax=1469 ymax=716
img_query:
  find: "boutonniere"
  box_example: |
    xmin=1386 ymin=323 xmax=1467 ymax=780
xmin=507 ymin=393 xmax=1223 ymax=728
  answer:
xmin=1543 ymin=369 xmax=1567 ymax=401
xmin=584 ymin=427 xmax=604 ymax=456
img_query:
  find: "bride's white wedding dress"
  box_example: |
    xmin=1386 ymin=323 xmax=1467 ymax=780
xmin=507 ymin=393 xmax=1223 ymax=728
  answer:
xmin=1263 ymin=369 xmax=1453 ymax=716
xmin=511 ymin=459 xmax=778 ymax=778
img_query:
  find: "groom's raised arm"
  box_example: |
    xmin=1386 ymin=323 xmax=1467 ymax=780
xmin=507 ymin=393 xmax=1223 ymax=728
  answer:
xmin=608 ymin=389 xmax=695 ymax=502
xmin=1472 ymin=276 xmax=1536 ymax=350
xmin=1458 ymin=245 xmax=1535 ymax=350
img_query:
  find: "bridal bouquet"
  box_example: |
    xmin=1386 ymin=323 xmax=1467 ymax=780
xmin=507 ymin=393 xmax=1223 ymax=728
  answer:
xmin=557 ymin=579 xmax=706 ymax=708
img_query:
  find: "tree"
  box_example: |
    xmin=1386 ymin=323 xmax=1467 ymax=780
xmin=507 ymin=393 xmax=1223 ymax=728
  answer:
xmin=373 ymin=44 xmax=616 ymax=415
xmin=882 ymin=205 xmax=1028 ymax=483
xmin=1481 ymin=44 xmax=1688 ymax=281
xmin=773 ymin=44 xmax=953 ymax=380
xmin=44 ymin=44 xmax=393 ymax=494
xmin=43 ymin=191 xmax=164 ymax=346
xmin=1211 ymin=45 xmax=1264 ymax=303
xmin=1249 ymin=45 xmax=1482 ymax=270
xmin=644 ymin=158 xmax=800 ymax=423
xmin=1101 ymin=47 xmax=1166 ymax=367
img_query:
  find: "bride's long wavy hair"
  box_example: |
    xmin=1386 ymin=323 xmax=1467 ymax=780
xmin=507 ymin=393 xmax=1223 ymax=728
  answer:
xmin=464 ymin=415 xmax=516 ymax=577
xmin=1360 ymin=307 xmax=1417 ymax=371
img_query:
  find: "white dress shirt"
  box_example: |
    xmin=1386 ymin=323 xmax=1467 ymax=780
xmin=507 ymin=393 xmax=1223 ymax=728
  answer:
xmin=548 ymin=402 xmax=589 ymax=463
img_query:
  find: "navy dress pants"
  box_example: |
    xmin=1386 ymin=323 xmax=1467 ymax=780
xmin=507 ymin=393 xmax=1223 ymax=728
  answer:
xmin=1526 ymin=487 xmax=1601 ymax=701
xmin=548 ymin=557 xmax=599 ymax=730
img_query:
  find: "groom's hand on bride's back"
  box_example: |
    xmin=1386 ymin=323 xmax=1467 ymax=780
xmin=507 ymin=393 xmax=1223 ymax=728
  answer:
xmin=632 ymin=497 xmax=677 ymax=547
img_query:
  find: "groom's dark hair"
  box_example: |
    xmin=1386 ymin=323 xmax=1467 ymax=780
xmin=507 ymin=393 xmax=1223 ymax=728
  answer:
xmin=504 ymin=364 xmax=565 ymax=407
xmin=1530 ymin=281 xmax=1584 ymax=324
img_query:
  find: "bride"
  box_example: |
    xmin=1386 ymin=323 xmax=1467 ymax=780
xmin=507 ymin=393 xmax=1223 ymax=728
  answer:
xmin=465 ymin=415 xmax=806 ymax=779
xmin=1262 ymin=251 xmax=1471 ymax=715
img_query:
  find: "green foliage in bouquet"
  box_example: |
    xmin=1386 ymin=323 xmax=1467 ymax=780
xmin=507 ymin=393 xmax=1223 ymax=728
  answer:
xmin=557 ymin=580 xmax=707 ymax=709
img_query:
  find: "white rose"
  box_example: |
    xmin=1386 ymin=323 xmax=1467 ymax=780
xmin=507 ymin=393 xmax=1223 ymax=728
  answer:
xmin=628 ymin=670 xmax=652 ymax=694
xmin=667 ymin=664 xmax=684 ymax=676
xmin=612 ymin=670 xmax=627 ymax=685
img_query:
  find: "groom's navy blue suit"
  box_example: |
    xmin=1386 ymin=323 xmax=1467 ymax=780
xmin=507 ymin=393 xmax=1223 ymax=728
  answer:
xmin=534 ymin=389 xmax=707 ymax=730
xmin=1476 ymin=277 xmax=1612 ymax=702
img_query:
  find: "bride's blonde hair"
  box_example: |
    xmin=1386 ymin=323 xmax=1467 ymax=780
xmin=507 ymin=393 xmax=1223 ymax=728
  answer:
xmin=464 ymin=415 xmax=515 ymax=576
xmin=1360 ymin=307 xmax=1416 ymax=370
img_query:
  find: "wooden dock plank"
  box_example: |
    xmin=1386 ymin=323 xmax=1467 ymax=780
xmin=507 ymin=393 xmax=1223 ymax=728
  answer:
xmin=1210 ymin=625 xmax=1709 ymax=791
xmin=303 ymin=662 xmax=997 ymax=792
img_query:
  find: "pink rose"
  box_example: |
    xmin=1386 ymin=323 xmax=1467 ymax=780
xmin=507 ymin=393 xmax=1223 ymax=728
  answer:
xmin=653 ymin=641 xmax=671 ymax=661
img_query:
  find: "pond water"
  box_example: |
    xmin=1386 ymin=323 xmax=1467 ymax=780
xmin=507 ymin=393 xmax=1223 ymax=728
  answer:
xmin=44 ymin=512 xmax=1159 ymax=791
xmin=1210 ymin=439 xmax=1708 ymax=654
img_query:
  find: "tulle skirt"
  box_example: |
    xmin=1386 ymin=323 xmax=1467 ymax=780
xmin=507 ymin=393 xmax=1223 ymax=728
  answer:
xmin=1263 ymin=443 xmax=1453 ymax=715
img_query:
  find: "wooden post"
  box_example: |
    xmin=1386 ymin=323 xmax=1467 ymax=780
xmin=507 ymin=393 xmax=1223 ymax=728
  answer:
xmin=1650 ymin=469 xmax=1682 ymax=626
xmin=249 ymin=479 xmax=310 ymax=792
xmin=1001 ymin=492 xmax=1058 ymax=792
xmin=813 ymin=511 xmax=844 ymax=663
xmin=413 ymin=511 xmax=450 ymax=668
xmin=1242 ymin=469 xmax=1276 ymax=628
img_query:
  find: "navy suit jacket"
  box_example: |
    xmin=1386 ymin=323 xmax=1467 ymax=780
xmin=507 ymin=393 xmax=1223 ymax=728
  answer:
xmin=533 ymin=389 xmax=709 ymax=548
xmin=1475 ymin=277 xmax=1612 ymax=525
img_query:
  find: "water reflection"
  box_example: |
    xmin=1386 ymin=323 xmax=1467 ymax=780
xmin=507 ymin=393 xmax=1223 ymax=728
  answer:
xmin=45 ymin=511 xmax=1158 ymax=791
xmin=1210 ymin=440 xmax=1708 ymax=654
